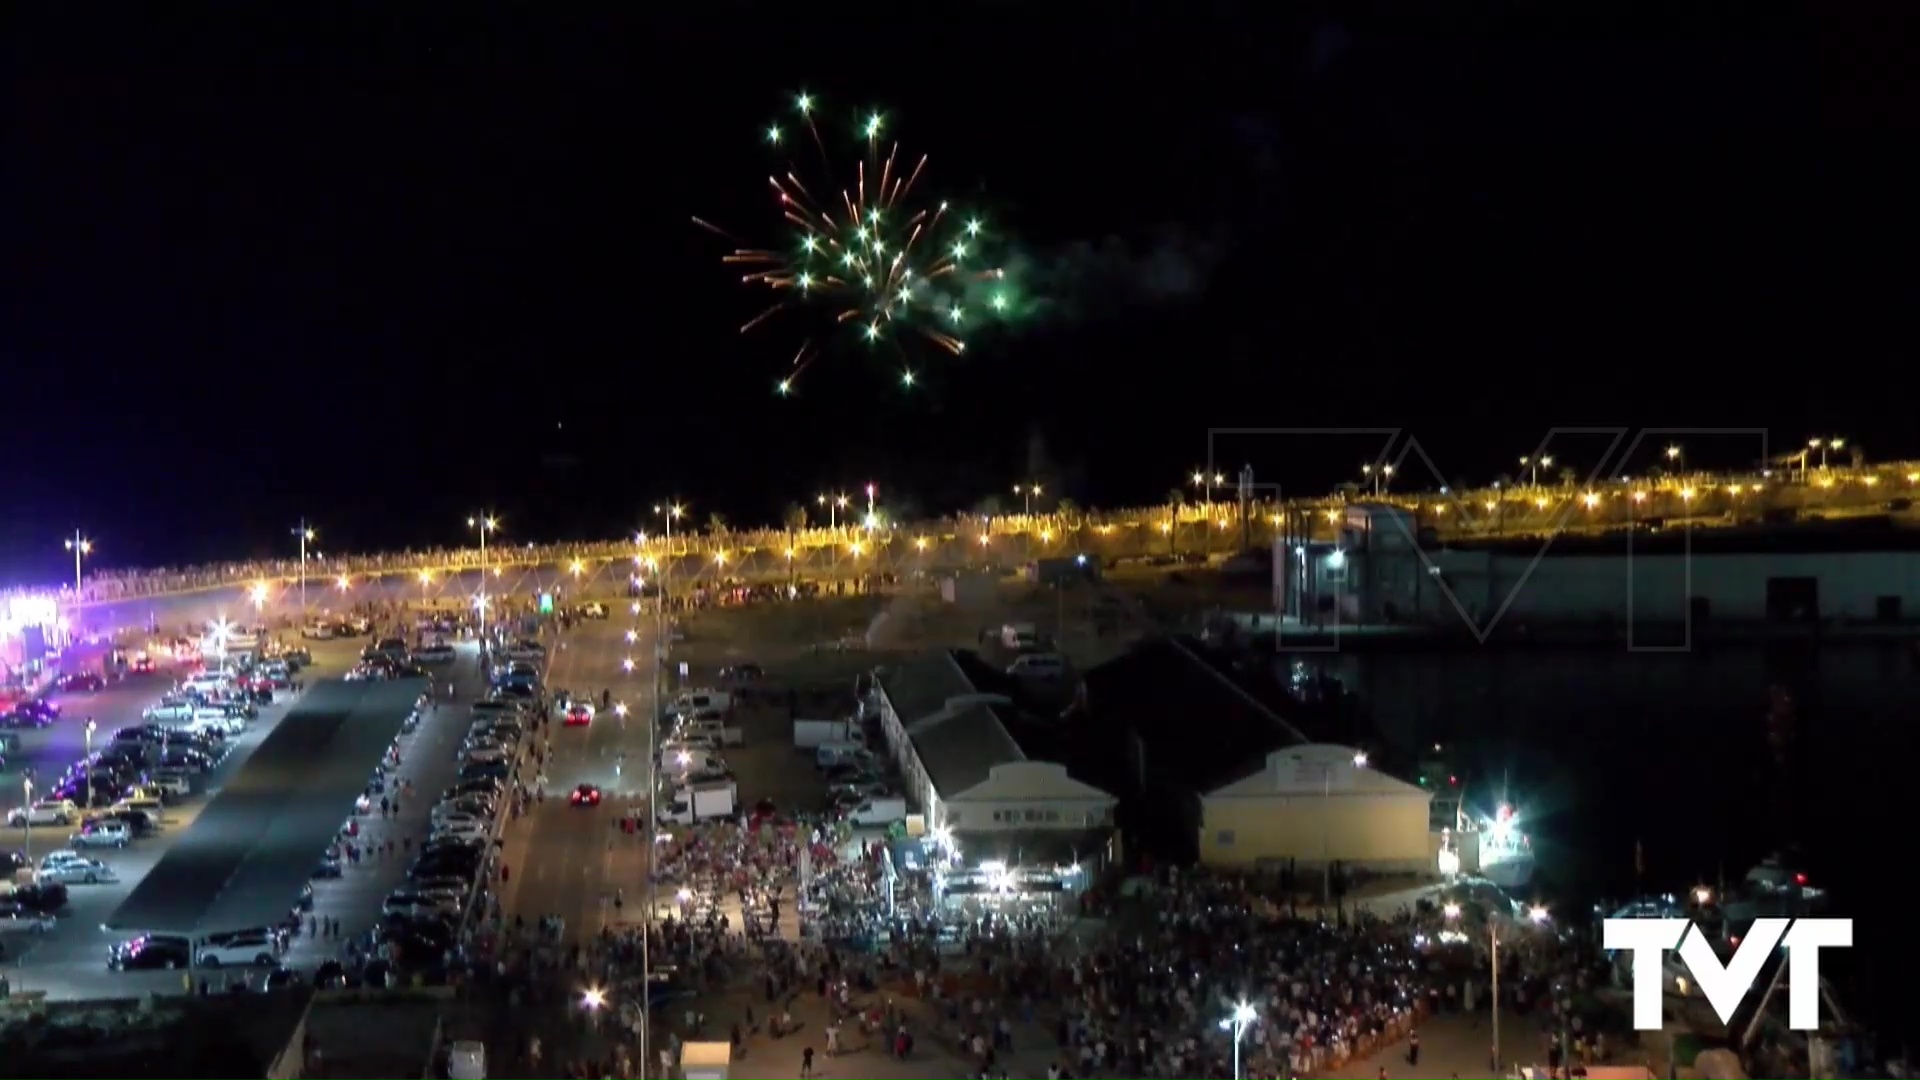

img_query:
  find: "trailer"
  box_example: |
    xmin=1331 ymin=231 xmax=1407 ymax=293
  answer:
xmin=792 ymin=717 xmax=858 ymax=749
xmin=657 ymin=780 xmax=738 ymax=825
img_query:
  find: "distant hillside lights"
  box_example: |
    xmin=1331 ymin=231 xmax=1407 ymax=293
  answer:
xmin=47 ymin=459 xmax=1920 ymax=603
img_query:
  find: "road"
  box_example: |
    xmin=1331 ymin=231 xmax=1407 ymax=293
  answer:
xmin=496 ymin=614 xmax=658 ymax=942
xmin=495 ymin=602 xmax=857 ymax=944
xmin=1 ymin=639 xmax=360 ymax=998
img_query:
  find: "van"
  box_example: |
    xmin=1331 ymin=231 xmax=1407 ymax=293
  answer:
xmin=1006 ymin=652 xmax=1066 ymax=679
xmin=668 ymin=690 xmax=732 ymax=716
xmin=815 ymin=742 xmax=869 ymax=769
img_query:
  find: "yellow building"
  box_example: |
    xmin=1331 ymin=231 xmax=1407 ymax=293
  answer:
xmin=1199 ymin=744 xmax=1431 ymax=873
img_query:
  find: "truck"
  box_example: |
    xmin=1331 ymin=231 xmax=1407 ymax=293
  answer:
xmin=677 ymin=719 xmax=746 ymax=747
xmin=792 ymin=717 xmax=861 ymax=749
xmin=656 ymin=780 xmax=737 ymax=826
xmin=845 ymin=795 xmax=907 ymax=827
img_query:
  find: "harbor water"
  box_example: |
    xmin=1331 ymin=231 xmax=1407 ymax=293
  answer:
xmin=1299 ymin=639 xmax=1920 ymax=1033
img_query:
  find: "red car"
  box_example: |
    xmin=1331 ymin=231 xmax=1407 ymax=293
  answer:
xmin=570 ymin=784 xmax=602 ymax=807
xmin=564 ymin=703 xmax=593 ymax=727
xmin=131 ymin=656 xmax=155 ymax=674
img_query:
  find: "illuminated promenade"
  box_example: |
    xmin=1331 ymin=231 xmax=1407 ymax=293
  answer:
xmin=33 ymin=462 xmax=1920 ymax=617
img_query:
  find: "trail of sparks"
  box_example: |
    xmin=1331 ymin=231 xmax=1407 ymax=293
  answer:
xmin=697 ymin=92 xmax=1020 ymax=395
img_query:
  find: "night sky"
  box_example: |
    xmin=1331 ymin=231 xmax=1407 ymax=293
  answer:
xmin=2 ymin=6 xmax=1910 ymax=582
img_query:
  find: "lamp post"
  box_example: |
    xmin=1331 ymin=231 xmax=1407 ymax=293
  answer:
xmin=1013 ymin=483 xmax=1041 ymax=516
xmin=1219 ymin=1000 xmax=1257 ymax=1080
xmin=652 ymin=503 xmax=685 ymax=603
xmin=63 ymin=531 xmax=92 ymax=602
xmin=211 ymin=616 xmax=232 ymax=666
xmin=84 ymin=718 xmax=96 ymax=808
xmin=1808 ymin=436 xmax=1844 ymax=471
xmin=864 ymin=483 xmax=877 ymax=528
xmin=468 ymin=515 xmax=498 ymax=642
xmin=1519 ymin=454 xmax=1553 ymax=489
xmin=816 ymin=493 xmax=847 ymax=531
xmin=292 ymin=520 xmax=315 ymax=619
xmin=22 ymin=777 xmax=33 ymax=864
xmin=640 ymin=505 xmax=683 ymax=1080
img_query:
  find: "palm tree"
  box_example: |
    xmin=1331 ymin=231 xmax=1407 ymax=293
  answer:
xmin=782 ymin=504 xmax=808 ymax=531
xmin=705 ymin=512 xmax=729 ymax=538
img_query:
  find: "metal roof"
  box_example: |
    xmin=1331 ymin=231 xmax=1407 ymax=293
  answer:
xmin=107 ymin=679 xmax=425 ymax=936
xmin=906 ymin=701 xmax=1027 ymax=801
xmin=874 ymin=649 xmax=977 ymax=726
xmin=1081 ymin=636 xmax=1306 ymax=793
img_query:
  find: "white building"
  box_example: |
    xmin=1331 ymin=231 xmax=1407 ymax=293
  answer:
xmin=871 ymin=649 xmax=1117 ymax=838
xmin=1279 ymin=504 xmax=1920 ymax=626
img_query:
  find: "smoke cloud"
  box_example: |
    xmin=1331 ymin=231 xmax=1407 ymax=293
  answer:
xmin=1003 ymin=226 xmax=1228 ymax=321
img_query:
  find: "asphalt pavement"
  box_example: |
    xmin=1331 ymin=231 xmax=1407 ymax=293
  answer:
xmin=497 ymin=613 xmax=659 ymax=944
xmin=280 ymin=638 xmax=493 ymax=975
xmin=1 ymin=639 xmax=360 ymax=999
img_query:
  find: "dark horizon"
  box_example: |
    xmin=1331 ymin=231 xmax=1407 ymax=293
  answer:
xmin=5 ymin=6 xmax=1914 ymax=581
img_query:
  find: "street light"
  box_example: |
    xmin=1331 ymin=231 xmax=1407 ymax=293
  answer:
xmin=21 ymin=776 xmax=33 ymax=863
xmin=1808 ymin=436 xmax=1844 ymax=471
xmin=249 ymin=581 xmax=269 ymax=613
xmin=815 ymin=493 xmax=847 ymax=530
xmin=210 ymin=616 xmax=233 ymax=665
xmin=292 ymin=520 xmax=315 ymax=617
xmin=84 ymin=718 xmax=97 ymax=808
xmin=1519 ymin=454 xmax=1554 ymax=488
xmin=1013 ymin=482 xmax=1042 ymax=516
xmin=1665 ymin=444 xmax=1684 ymax=472
xmin=1443 ymin=902 xmax=1500 ymax=1067
xmin=468 ymin=514 xmax=498 ymax=640
xmin=63 ymin=531 xmax=92 ymax=601
xmin=1219 ymin=1000 xmax=1257 ymax=1080
xmin=865 ymin=483 xmax=877 ymax=527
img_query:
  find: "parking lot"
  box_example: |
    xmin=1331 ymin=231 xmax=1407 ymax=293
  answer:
xmin=2 ymin=638 xmax=360 ymax=999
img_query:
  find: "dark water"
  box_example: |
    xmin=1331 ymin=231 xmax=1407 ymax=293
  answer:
xmin=1293 ymin=640 xmax=1920 ymax=1032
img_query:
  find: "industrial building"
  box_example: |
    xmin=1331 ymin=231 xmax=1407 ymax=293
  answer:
xmin=1199 ymin=744 xmax=1433 ymax=873
xmin=1278 ymin=503 xmax=1920 ymax=628
xmin=870 ymin=649 xmax=1118 ymax=877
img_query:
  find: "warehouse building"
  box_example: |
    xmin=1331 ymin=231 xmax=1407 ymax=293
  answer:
xmin=1282 ymin=504 xmax=1920 ymax=628
xmin=1199 ymin=743 xmax=1433 ymax=873
xmin=870 ymin=649 xmax=1118 ymax=879
xmin=1073 ymin=636 xmax=1311 ymax=864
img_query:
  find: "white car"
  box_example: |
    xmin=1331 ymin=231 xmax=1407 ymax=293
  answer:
xmin=431 ymin=809 xmax=485 ymax=831
xmin=70 ymin=821 xmax=132 ymax=849
xmin=144 ymin=700 xmax=196 ymax=722
xmin=196 ymin=931 xmax=283 ymax=968
xmin=301 ymin=621 xmax=336 ymax=640
xmin=37 ymin=854 xmax=116 ymax=885
xmin=8 ymin=800 xmax=79 ymax=827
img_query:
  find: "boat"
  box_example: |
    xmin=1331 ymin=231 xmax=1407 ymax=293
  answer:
xmin=1475 ymin=803 xmax=1537 ymax=891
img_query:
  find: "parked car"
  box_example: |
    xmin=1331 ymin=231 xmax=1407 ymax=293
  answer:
xmin=38 ymin=853 xmax=117 ymax=885
xmin=109 ymin=934 xmax=192 ymax=971
xmin=9 ymin=800 xmax=80 ymax=827
xmin=70 ymin=820 xmax=132 ymax=849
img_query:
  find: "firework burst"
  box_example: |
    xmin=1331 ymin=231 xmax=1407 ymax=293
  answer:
xmin=693 ymin=92 xmax=1019 ymax=396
